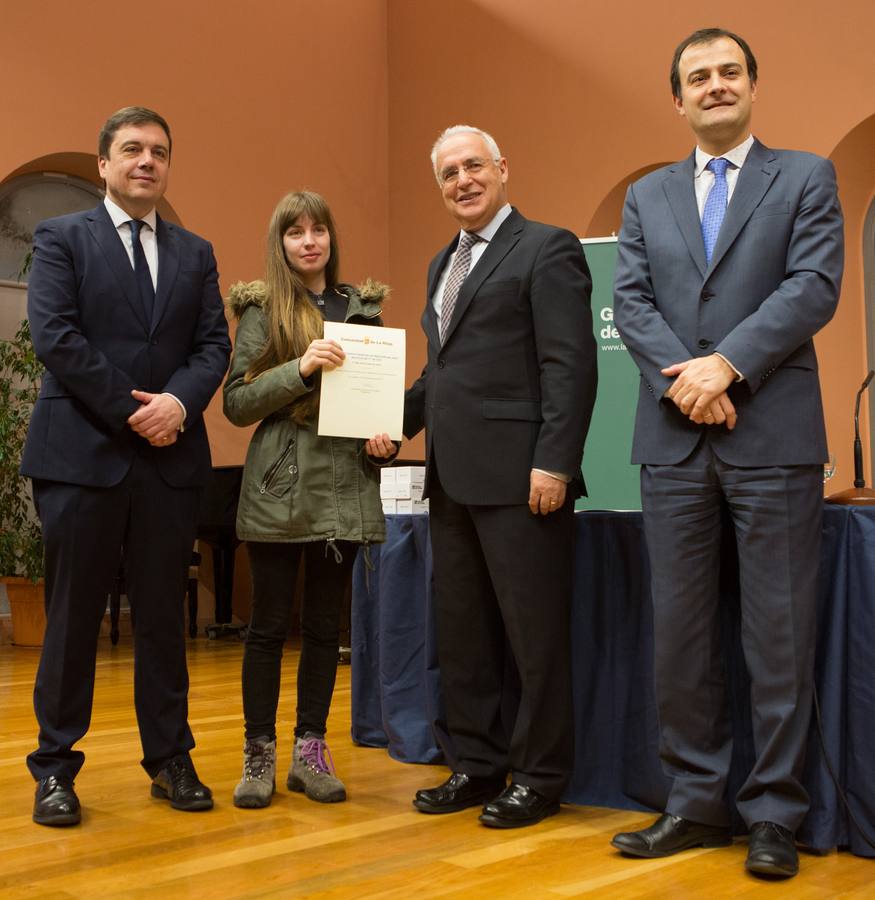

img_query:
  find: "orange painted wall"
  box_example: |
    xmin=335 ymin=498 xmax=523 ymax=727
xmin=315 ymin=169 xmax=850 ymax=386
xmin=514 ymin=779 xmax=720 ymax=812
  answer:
xmin=0 ymin=0 xmax=390 ymax=467
xmin=386 ymin=0 xmax=875 ymax=488
xmin=3 ymin=0 xmax=874 ymax=491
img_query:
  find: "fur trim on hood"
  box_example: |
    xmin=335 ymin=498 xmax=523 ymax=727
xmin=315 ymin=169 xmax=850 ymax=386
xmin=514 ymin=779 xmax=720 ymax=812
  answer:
xmin=356 ymin=277 xmax=390 ymax=304
xmin=226 ymin=280 xmax=268 ymax=317
xmin=225 ymin=278 xmax=389 ymax=319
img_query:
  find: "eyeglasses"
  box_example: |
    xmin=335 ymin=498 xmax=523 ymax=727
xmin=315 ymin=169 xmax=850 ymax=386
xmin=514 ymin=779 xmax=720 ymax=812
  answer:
xmin=438 ymin=158 xmax=497 ymax=186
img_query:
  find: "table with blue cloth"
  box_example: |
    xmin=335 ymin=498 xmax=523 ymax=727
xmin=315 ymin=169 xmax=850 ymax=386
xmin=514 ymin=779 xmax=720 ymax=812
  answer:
xmin=351 ymin=507 xmax=875 ymax=857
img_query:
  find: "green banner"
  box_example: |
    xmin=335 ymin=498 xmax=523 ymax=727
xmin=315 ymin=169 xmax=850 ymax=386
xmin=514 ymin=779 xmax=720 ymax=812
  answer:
xmin=576 ymin=238 xmax=641 ymax=511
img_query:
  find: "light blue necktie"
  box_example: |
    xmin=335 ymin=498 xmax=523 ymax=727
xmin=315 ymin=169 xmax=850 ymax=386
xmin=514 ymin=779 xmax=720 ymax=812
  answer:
xmin=701 ymin=157 xmax=731 ymax=265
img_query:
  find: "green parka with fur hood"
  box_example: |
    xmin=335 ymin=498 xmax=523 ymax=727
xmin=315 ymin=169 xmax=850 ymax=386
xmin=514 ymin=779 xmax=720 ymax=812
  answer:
xmin=223 ymin=280 xmax=387 ymax=545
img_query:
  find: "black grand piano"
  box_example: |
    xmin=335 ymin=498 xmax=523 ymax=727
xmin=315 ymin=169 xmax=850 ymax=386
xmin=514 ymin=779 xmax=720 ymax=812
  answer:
xmin=198 ymin=465 xmax=245 ymax=639
xmin=109 ymin=465 xmax=244 ymax=642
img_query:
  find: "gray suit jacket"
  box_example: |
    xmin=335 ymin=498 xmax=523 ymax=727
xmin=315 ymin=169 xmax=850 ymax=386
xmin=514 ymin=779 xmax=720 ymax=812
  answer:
xmin=613 ymin=139 xmax=844 ymax=467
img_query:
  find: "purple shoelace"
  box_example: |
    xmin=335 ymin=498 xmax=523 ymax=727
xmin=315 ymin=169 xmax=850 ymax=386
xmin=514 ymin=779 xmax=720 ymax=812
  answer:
xmin=300 ymin=737 xmax=336 ymax=775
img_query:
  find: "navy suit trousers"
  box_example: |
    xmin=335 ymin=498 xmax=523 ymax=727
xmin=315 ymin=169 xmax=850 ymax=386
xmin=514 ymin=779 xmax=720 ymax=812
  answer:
xmin=28 ymin=454 xmax=199 ymax=780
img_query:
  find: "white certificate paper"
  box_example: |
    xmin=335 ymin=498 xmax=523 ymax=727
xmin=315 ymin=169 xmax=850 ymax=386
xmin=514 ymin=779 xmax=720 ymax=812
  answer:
xmin=317 ymin=322 xmax=406 ymax=441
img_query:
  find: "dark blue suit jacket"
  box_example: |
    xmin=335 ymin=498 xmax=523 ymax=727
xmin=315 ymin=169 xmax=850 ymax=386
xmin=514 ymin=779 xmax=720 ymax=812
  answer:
xmin=21 ymin=203 xmax=231 ymax=488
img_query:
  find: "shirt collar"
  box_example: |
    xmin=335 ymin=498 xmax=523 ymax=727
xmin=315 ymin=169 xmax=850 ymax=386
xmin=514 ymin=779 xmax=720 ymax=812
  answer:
xmin=461 ymin=202 xmax=513 ymax=244
xmin=104 ymin=195 xmax=158 ymax=232
xmin=694 ymin=134 xmax=755 ymax=178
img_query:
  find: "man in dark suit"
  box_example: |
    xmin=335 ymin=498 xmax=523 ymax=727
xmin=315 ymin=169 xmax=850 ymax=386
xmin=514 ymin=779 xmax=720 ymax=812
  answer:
xmin=22 ymin=107 xmax=231 ymax=826
xmin=404 ymin=125 xmax=597 ymax=828
xmin=611 ymin=30 xmax=843 ymax=878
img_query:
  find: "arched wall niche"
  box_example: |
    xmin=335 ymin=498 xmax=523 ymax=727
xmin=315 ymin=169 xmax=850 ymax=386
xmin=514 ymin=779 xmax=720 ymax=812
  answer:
xmin=585 ymin=163 xmax=671 ymax=238
xmin=1 ymin=151 xmax=183 ymax=225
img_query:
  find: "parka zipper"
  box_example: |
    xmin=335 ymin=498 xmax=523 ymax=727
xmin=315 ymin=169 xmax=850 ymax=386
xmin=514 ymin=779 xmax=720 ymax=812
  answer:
xmin=259 ymin=439 xmax=295 ymax=494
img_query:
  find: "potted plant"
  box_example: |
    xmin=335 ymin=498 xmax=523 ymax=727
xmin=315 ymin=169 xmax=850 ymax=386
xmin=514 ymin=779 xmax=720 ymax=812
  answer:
xmin=0 ymin=317 xmax=46 ymax=646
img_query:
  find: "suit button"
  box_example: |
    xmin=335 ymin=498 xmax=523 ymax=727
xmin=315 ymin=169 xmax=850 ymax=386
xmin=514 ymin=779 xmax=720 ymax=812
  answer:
xmin=701 ymin=290 xmax=712 ymax=302
xmin=698 ymin=339 xmax=711 ymax=349
xmin=151 ymin=339 xmax=158 ymax=346
xmin=438 ymin=358 xmax=446 ymax=369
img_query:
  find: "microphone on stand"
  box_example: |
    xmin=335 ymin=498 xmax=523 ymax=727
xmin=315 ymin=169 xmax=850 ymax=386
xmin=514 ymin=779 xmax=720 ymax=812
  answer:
xmin=853 ymin=370 xmax=874 ymax=488
xmin=826 ymin=369 xmax=875 ymax=505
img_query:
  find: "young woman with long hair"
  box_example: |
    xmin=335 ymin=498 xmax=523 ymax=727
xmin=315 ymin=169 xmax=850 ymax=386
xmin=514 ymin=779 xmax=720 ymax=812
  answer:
xmin=224 ymin=191 xmax=394 ymax=808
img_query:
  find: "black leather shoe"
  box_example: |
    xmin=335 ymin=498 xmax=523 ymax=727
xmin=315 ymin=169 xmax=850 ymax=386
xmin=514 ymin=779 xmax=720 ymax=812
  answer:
xmin=479 ymin=783 xmax=560 ymax=828
xmin=151 ymin=755 xmax=213 ymax=811
xmin=413 ymin=772 xmax=506 ymax=814
xmin=745 ymin=821 xmax=798 ymax=878
xmin=33 ymin=775 xmax=81 ymax=827
xmin=611 ymin=813 xmax=731 ymax=858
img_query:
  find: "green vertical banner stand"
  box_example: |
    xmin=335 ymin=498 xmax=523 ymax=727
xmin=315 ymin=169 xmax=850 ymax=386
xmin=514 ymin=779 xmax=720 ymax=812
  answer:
xmin=576 ymin=237 xmax=641 ymax=511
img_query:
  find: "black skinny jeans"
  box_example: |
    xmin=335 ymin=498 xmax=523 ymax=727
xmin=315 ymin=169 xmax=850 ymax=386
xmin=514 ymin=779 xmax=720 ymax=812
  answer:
xmin=242 ymin=540 xmax=355 ymax=741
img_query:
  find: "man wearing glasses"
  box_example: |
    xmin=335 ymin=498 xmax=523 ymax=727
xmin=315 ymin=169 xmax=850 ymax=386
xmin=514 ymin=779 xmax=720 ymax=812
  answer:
xmin=404 ymin=125 xmax=597 ymax=828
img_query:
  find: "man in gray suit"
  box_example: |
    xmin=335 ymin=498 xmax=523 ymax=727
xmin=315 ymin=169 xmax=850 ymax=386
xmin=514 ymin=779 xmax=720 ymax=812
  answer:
xmin=610 ymin=29 xmax=843 ymax=878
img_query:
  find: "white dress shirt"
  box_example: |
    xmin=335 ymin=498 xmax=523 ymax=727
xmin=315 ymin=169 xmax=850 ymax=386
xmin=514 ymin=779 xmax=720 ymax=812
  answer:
xmin=431 ymin=203 xmax=513 ymax=318
xmin=103 ymin=196 xmax=158 ymax=291
xmin=693 ymin=134 xmax=754 ymax=217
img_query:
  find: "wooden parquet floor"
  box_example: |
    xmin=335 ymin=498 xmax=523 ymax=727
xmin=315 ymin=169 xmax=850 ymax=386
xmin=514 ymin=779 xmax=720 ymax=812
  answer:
xmin=0 ymin=636 xmax=872 ymax=898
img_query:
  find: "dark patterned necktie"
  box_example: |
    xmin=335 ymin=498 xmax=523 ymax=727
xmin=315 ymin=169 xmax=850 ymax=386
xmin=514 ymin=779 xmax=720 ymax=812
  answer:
xmin=701 ymin=157 xmax=731 ymax=265
xmin=439 ymin=231 xmax=480 ymax=342
xmin=129 ymin=219 xmax=155 ymax=325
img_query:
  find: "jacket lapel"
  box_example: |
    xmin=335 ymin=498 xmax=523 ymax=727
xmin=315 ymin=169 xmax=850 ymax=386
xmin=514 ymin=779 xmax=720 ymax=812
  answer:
xmin=87 ymin=204 xmax=149 ymax=332
xmin=706 ymin=139 xmax=778 ymax=275
xmin=440 ymin=208 xmax=523 ymax=346
xmin=152 ymin=216 xmax=179 ymax=334
xmin=663 ymin=152 xmax=707 ymax=279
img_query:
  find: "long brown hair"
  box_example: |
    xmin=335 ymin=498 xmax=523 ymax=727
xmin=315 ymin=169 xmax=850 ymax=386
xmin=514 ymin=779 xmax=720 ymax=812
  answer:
xmin=245 ymin=191 xmax=341 ymax=423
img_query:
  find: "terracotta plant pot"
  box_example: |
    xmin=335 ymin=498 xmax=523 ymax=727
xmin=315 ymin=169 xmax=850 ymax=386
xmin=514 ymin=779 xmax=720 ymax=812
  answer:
xmin=4 ymin=577 xmax=46 ymax=647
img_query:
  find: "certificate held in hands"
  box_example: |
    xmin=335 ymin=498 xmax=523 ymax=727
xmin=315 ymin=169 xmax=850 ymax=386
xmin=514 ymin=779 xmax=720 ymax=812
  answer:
xmin=317 ymin=321 xmax=406 ymax=441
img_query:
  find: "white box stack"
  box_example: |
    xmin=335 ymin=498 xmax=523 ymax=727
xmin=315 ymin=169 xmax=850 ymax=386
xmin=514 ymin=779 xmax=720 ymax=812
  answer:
xmin=379 ymin=468 xmax=396 ymax=498
xmin=380 ymin=466 xmax=428 ymax=514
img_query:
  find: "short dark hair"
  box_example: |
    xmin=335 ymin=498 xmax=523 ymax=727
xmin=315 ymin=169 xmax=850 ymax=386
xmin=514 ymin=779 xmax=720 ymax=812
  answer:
xmin=670 ymin=28 xmax=758 ymax=99
xmin=98 ymin=106 xmax=172 ymax=159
